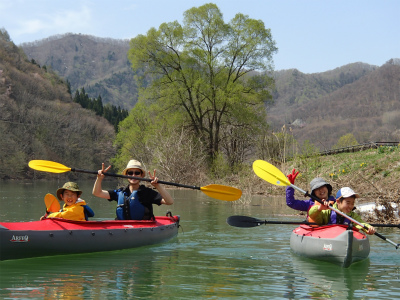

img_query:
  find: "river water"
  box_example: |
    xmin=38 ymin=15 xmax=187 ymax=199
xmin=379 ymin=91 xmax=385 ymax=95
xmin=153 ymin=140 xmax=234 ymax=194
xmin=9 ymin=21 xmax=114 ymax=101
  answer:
xmin=0 ymin=180 xmax=399 ymax=299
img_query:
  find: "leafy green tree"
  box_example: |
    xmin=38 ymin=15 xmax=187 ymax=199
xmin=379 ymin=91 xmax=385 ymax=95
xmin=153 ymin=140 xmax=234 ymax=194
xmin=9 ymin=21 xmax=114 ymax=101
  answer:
xmin=333 ymin=133 xmax=358 ymax=149
xmin=127 ymin=3 xmax=277 ymax=165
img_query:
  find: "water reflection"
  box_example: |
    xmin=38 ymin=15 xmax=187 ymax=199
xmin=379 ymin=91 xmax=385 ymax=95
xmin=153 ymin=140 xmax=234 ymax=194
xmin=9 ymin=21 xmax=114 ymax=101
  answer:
xmin=1 ymin=181 xmax=399 ymax=299
xmin=287 ymin=255 xmax=370 ymax=299
xmin=0 ymin=244 xmax=181 ymax=299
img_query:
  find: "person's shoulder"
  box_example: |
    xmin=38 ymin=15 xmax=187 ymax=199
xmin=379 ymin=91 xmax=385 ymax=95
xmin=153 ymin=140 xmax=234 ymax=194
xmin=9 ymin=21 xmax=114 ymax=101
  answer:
xmin=76 ymin=199 xmax=86 ymax=205
xmin=138 ymin=185 xmax=160 ymax=198
xmin=138 ymin=185 xmax=154 ymax=192
xmin=350 ymin=210 xmax=362 ymax=218
xmin=114 ymin=185 xmax=129 ymax=193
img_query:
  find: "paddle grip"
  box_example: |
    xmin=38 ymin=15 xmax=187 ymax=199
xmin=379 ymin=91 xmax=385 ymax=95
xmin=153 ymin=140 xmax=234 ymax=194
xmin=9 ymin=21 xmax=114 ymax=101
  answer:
xmin=304 ymin=191 xmax=323 ymax=205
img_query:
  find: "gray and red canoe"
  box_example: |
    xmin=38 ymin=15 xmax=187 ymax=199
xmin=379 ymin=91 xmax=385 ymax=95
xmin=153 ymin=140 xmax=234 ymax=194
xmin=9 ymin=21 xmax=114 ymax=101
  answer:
xmin=290 ymin=224 xmax=370 ymax=268
xmin=0 ymin=214 xmax=180 ymax=261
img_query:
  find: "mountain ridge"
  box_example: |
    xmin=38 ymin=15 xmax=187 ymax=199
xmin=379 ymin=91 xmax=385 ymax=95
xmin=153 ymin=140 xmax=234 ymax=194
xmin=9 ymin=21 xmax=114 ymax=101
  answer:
xmin=0 ymin=32 xmax=116 ymax=179
xmin=20 ymin=33 xmax=400 ymax=150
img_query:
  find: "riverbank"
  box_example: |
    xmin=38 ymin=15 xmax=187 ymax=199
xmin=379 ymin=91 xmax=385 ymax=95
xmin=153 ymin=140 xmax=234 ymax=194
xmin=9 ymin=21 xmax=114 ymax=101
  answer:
xmin=236 ymin=145 xmax=400 ymax=222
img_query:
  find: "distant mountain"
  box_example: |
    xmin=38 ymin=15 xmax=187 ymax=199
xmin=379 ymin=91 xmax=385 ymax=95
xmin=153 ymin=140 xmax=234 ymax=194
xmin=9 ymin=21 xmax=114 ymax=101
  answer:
xmin=284 ymin=62 xmax=400 ymax=149
xmin=21 ymin=33 xmax=138 ymax=109
xmin=20 ymin=33 xmax=400 ymax=150
xmin=1 ymin=33 xmax=116 ymax=180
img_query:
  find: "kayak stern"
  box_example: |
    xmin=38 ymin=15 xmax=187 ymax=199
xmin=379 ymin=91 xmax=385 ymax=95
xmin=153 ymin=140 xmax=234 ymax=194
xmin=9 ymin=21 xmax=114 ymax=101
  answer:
xmin=290 ymin=225 xmax=370 ymax=268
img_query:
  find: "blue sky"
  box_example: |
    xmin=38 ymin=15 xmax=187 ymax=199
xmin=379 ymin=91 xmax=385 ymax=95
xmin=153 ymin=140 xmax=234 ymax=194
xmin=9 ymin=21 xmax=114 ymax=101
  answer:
xmin=1 ymin=0 xmax=399 ymax=74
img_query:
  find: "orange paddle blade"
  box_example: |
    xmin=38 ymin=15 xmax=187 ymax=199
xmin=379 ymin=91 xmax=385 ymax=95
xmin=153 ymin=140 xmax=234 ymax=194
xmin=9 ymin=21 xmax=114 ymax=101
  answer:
xmin=44 ymin=193 xmax=61 ymax=212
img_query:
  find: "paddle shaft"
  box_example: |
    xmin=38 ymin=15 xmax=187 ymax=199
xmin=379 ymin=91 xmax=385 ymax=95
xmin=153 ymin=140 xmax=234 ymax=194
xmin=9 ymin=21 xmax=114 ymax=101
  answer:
xmin=28 ymin=160 xmax=241 ymax=201
xmin=290 ymin=183 xmax=399 ymax=248
xmin=370 ymin=223 xmax=400 ymax=228
xmin=256 ymin=220 xmax=398 ymax=228
xmin=71 ymin=168 xmax=201 ymax=190
xmin=228 ymin=215 xmax=399 ymax=229
xmin=229 ymin=217 xmax=317 ymax=227
xmin=258 ymin=220 xmax=316 ymax=225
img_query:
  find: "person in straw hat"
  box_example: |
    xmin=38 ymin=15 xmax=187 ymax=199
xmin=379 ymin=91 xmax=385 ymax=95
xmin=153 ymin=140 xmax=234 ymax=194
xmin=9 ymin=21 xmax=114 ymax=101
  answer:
xmin=41 ymin=182 xmax=93 ymax=221
xmin=92 ymin=159 xmax=174 ymax=220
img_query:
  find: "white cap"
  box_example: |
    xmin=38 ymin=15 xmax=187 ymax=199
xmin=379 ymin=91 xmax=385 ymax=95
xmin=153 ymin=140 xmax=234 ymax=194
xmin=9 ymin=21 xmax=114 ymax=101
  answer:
xmin=336 ymin=187 xmax=359 ymax=200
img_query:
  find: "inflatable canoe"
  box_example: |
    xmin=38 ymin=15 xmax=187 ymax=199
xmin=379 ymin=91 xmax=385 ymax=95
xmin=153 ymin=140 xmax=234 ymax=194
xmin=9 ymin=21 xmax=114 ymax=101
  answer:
xmin=0 ymin=214 xmax=180 ymax=261
xmin=290 ymin=224 xmax=370 ymax=268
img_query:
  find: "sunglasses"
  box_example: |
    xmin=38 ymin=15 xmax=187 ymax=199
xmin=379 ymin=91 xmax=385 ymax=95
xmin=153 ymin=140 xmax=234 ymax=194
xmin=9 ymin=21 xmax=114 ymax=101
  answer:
xmin=127 ymin=171 xmax=142 ymax=176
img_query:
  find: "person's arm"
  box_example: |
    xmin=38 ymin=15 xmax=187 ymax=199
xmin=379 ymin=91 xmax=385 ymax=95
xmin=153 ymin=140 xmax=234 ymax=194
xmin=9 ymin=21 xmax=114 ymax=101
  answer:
xmin=149 ymin=170 xmax=174 ymax=205
xmin=328 ymin=195 xmax=336 ymax=205
xmin=46 ymin=205 xmax=85 ymax=221
xmin=286 ymin=187 xmax=312 ymax=211
xmin=352 ymin=212 xmax=376 ymax=235
xmin=308 ymin=201 xmax=330 ymax=225
xmin=92 ymin=163 xmax=112 ymax=199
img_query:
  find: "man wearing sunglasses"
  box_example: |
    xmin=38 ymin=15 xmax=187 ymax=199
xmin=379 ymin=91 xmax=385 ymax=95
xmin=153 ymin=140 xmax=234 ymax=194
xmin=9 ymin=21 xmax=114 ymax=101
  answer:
xmin=92 ymin=159 xmax=174 ymax=220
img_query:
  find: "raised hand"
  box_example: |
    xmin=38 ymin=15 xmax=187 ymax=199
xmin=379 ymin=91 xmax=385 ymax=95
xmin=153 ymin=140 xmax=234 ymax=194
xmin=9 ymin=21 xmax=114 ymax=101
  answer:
xmin=287 ymin=169 xmax=299 ymax=184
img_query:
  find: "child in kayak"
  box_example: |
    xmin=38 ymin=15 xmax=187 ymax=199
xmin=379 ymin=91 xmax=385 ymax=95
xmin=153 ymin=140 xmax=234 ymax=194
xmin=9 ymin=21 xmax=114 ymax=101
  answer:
xmin=286 ymin=169 xmax=336 ymax=218
xmin=40 ymin=182 xmax=94 ymax=221
xmin=308 ymin=187 xmax=376 ymax=235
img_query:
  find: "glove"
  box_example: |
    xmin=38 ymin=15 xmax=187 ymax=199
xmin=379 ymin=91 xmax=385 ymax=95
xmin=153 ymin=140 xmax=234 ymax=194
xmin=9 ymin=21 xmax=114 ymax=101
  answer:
xmin=287 ymin=169 xmax=299 ymax=184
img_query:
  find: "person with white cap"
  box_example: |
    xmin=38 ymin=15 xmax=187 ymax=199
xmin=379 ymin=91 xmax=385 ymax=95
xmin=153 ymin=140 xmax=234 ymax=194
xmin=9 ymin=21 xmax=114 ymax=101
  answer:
xmin=285 ymin=169 xmax=336 ymax=219
xmin=308 ymin=187 xmax=376 ymax=235
xmin=92 ymin=159 xmax=174 ymax=220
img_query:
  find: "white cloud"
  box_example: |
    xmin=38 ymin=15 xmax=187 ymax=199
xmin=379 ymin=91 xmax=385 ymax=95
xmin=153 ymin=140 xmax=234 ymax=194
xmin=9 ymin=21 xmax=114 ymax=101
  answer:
xmin=51 ymin=5 xmax=92 ymax=31
xmin=14 ymin=19 xmax=47 ymax=35
xmin=11 ymin=4 xmax=93 ymax=40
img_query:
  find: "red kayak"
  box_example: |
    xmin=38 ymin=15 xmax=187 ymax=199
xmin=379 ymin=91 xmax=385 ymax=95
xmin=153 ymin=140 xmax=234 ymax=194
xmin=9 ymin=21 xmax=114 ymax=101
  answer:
xmin=290 ymin=225 xmax=370 ymax=268
xmin=0 ymin=214 xmax=180 ymax=261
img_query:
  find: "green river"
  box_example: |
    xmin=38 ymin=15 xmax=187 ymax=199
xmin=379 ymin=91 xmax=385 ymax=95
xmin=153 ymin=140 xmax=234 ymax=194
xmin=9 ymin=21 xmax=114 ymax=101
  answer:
xmin=0 ymin=180 xmax=399 ymax=299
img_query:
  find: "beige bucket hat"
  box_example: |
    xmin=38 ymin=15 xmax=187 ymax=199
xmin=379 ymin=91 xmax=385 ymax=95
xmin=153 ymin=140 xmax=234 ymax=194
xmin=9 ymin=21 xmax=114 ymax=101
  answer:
xmin=122 ymin=159 xmax=146 ymax=175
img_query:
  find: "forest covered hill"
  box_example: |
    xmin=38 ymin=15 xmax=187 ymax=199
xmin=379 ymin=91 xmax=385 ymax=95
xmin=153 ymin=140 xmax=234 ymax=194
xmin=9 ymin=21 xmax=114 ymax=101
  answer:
xmin=20 ymin=34 xmax=400 ymax=150
xmin=21 ymin=33 xmax=140 ymax=110
xmin=269 ymin=60 xmax=400 ymax=148
xmin=0 ymin=31 xmax=116 ymax=180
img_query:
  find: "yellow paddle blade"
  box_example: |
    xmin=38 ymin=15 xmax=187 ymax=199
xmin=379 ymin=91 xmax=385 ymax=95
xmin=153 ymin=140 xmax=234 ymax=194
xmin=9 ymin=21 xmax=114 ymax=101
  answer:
xmin=200 ymin=184 xmax=242 ymax=201
xmin=44 ymin=193 xmax=61 ymax=212
xmin=252 ymin=160 xmax=291 ymax=186
xmin=29 ymin=160 xmax=71 ymax=173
